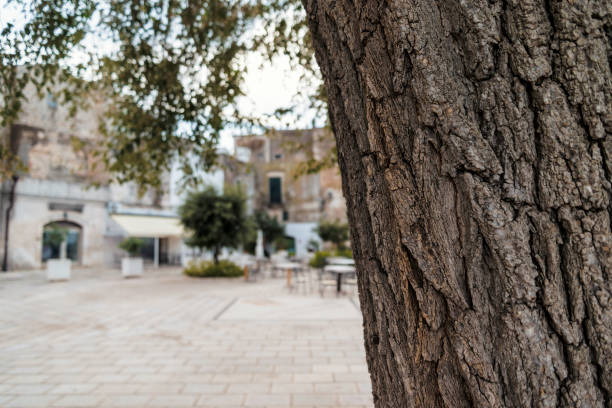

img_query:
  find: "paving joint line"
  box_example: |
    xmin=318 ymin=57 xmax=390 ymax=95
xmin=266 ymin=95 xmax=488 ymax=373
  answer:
xmin=212 ymin=297 xmax=239 ymax=320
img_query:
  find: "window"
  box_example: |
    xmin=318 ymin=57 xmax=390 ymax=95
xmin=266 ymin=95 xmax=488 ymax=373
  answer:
xmin=42 ymin=221 xmax=81 ymax=262
xmin=282 ymin=211 xmax=289 ymax=221
xmin=274 ymin=153 xmax=283 ymax=160
xmin=269 ymin=177 xmax=282 ymax=204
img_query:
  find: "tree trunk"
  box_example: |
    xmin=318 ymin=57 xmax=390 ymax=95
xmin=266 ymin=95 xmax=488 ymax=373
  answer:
xmin=2 ymin=176 xmax=18 ymax=272
xmin=302 ymin=1 xmax=611 ymax=406
xmin=213 ymin=245 xmax=220 ymax=265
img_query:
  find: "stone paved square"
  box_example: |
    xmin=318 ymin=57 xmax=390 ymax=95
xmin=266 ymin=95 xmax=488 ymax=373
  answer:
xmin=0 ymin=267 xmax=373 ymax=407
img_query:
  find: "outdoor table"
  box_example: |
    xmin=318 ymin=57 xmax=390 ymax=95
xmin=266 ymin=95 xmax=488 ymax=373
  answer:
xmin=273 ymin=262 xmax=303 ymax=287
xmin=326 ymin=257 xmax=355 ymax=266
xmin=323 ymin=264 xmax=356 ymax=293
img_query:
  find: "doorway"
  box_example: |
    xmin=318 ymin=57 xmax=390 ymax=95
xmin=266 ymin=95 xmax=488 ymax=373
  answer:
xmin=42 ymin=221 xmax=82 ymax=262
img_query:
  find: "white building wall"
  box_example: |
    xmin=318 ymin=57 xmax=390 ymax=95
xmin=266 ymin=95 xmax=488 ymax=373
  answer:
xmin=6 ymin=180 xmax=109 ymax=269
xmin=285 ymin=222 xmax=320 ymax=258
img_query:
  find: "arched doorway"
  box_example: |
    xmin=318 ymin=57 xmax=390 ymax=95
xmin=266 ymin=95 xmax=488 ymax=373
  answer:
xmin=42 ymin=221 xmax=82 ymax=263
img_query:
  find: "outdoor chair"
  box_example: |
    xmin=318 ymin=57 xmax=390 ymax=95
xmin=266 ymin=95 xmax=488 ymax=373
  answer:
xmin=317 ymin=269 xmax=337 ymax=297
xmin=270 ymin=260 xmax=285 ymax=278
xmin=244 ymin=261 xmax=262 ymax=282
xmin=289 ymin=266 xmax=311 ymax=293
xmin=342 ymin=271 xmax=358 ymax=296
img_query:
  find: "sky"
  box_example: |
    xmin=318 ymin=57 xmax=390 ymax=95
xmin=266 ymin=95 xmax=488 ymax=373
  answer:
xmin=223 ymin=52 xmax=320 ymax=153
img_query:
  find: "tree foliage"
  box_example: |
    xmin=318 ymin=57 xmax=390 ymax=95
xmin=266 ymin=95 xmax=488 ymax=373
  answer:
xmin=178 ymin=185 xmax=250 ymax=263
xmin=243 ymin=210 xmax=285 ymax=255
xmin=44 ymin=225 xmax=69 ymax=248
xmin=118 ymin=237 xmax=143 ymax=257
xmin=0 ymin=0 xmax=330 ymax=186
xmin=315 ymin=220 xmax=349 ymax=249
xmin=1 ymin=0 xmax=96 ymax=179
xmin=253 ymin=210 xmax=285 ymax=244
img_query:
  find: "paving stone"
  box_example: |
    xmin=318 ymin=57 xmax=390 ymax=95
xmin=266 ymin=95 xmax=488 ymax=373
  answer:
xmin=92 ymin=384 xmax=141 ymax=394
xmin=5 ymin=384 xmax=54 ymax=395
xmin=244 ymin=393 xmax=290 ymax=406
xmin=148 ymin=394 xmax=197 ymax=407
xmin=315 ymin=382 xmax=358 ymax=393
xmin=4 ymin=395 xmax=62 ymax=408
xmin=313 ymin=364 xmax=350 ymax=373
xmin=51 ymin=395 xmax=103 ymax=407
xmin=101 ymin=395 xmax=152 ymax=407
xmin=226 ymin=383 xmax=270 ymax=394
xmin=275 ymin=364 xmax=312 ymax=373
xmin=49 ymin=383 xmax=98 ymax=394
xmin=271 ymin=383 xmax=314 ymax=393
xmin=292 ymin=393 xmax=338 ymax=406
xmin=211 ymin=374 xmax=252 ymax=383
xmin=137 ymin=383 xmax=185 ymax=394
xmin=3 ymin=375 xmax=49 ymax=385
xmin=293 ymin=373 xmax=334 ymax=383
xmin=182 ymin=383 xmax=226 ymax=394
xmin=89 ymin=374 xmax=132 ymax=383
xmin=339 ymin=394 xmax=375 ymax=405
xmin=196 ymin=394 xmax=244 ymax=407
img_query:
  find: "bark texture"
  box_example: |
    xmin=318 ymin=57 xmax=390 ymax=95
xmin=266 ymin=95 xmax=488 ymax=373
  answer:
xmin=302 ymin=0 xmax=611 ymax=406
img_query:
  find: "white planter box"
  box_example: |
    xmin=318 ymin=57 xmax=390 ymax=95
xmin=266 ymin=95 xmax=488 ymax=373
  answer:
xmin=47 ymin=259 xmax=71 ymax=281
xmin=122 ymin=257 xmax=143 ymax=278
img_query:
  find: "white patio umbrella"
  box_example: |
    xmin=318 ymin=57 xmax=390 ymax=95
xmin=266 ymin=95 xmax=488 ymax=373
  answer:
xmin=256 ymin=229 xmax=265 ymax=259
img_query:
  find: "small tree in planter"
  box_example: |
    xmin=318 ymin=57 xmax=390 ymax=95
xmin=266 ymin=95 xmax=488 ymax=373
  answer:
xmin=119 ymin=237 xmax=143 ymax=278
xmin=179 ymin=185 xmax=250 ymax=264
xmin=46 ymin=226 xmax=71 ymax=281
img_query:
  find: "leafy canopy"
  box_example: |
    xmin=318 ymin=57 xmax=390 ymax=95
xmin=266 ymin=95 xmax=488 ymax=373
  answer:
xmin=178 ymin=185 xmax=250 ymax=261
xmin=316 ymin=220 xmax=349 ymax=249
xmin=119 ymin=237 xmax=143 ymax=257
xmin=253 ymin=210 xmax=284 ymax=243
xmin=243 ymin=210 xmax=284 ymax=255
xmin=44 ymin=225 xmax=69 ymax=247
xmin=1 ymin=0 xmax=326 ymax=186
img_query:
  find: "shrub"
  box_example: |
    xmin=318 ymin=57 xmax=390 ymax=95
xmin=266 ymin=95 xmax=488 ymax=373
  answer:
xmin=334 ymin=247 xmax=353 ymax=258
xmin=309 ymin=250 xmax=331 ymax=268
xmin=119 ymin=237 xmax=143 ymax=257
xmin=184 ymin=260 xmax=243 ymax=278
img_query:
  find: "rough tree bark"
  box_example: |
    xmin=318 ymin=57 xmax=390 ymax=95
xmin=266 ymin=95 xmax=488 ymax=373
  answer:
xmin=302 ymin=0 xmax=611 ymax=406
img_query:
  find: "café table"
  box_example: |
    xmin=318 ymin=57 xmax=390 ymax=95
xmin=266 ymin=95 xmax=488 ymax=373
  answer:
xmin=323 ymin=264 xmax=356 ymax=293
xmin=326 ymin=257 xmax=355 ymax=266
xmin=273 ymin=262 xmax=304 ymax=288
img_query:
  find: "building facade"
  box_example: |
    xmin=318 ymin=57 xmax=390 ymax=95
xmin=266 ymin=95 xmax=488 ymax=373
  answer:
xmin=0 ymin=85 xmax=191 ymax=270
xmin=235 ymin=128 xmax=347 ymax=223
xmin=234 ymin=129 xmax=347 ymax=257
xmin=0 ymin=82 xmax=347 ymax=268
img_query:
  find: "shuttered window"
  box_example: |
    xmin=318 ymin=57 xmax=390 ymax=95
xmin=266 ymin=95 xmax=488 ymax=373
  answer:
xmin=269 ymin=177 xmax=282 ymax=204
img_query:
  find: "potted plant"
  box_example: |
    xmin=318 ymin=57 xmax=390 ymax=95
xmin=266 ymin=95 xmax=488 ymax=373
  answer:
xmin=46 ymin=227 xmax=71 ymax=281
xmin=119 ymin=237 xmax=143 ymax=278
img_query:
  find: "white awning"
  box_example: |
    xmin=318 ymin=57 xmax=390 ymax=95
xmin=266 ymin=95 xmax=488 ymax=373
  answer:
xmin=111 ymin=214 xmax=184 ymax=237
